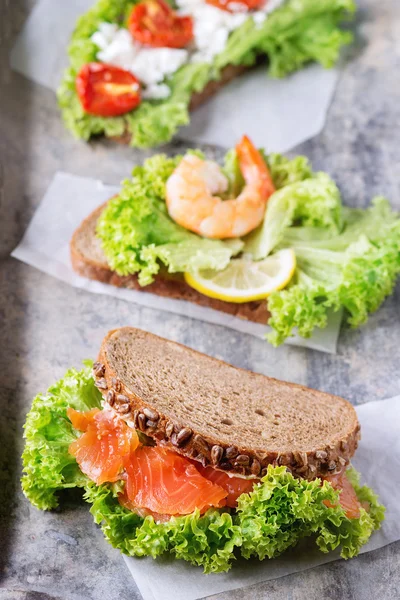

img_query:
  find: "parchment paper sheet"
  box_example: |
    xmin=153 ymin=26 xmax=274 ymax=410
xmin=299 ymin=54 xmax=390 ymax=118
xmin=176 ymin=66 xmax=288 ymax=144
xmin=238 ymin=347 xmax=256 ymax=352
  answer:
xmin=10 ymin=0 xmax=339 ymax=153
xmin=11 ymin=172 xmax=343 ymax=353
xmin=122 ymin=394 xmax=400 ymax=600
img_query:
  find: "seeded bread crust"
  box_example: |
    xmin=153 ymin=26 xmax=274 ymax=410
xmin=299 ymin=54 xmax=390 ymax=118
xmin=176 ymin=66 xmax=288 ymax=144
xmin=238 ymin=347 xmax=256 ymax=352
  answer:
xmin=94 ymin=327 xmax=361 ymax=480
xmin=110 ymin=64 xmax=249 ymax=145
xmin=70 ymin=203 xmax=271 ymax=324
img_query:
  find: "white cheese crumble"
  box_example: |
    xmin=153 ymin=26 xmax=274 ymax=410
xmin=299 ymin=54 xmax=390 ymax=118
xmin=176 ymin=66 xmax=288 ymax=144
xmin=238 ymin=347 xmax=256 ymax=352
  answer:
xmin=176 ymin=0 xmax=286 ymax=62
xmin=91 ymin=0 xmax=285 ymax=99
xmin=93 ymin=23 xmax=188 ymax=99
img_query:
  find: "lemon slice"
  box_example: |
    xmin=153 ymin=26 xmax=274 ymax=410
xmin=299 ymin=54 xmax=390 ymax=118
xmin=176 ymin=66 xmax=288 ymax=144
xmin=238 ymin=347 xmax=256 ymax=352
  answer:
xmin=184 ymin=249 xmax=296 ymax=304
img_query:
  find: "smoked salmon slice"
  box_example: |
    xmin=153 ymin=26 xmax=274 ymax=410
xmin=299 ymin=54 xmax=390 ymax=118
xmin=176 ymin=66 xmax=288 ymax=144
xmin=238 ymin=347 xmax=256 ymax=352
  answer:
xmin=196 ymin=465 xmax=258 ymax=508
xmin=324 ymin=472 xmax=362 ymax=519
xmin=68 ymin=407 xmax=139 ymax=485
xmin=67 ymin=407 xmax=100 ymax=432
xmin=123 ymin=446 xmax=228 ymax=515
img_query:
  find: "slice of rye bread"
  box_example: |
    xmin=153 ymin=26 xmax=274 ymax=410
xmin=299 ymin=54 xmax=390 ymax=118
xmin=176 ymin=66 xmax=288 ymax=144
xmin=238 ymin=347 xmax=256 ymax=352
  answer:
xmin=70 ymin=203 xmax=271 ymax=324
xmin=94 ymin=327 xmax=361 ymax=479
xmin=111 ymin=64 xmax=249 ymax=145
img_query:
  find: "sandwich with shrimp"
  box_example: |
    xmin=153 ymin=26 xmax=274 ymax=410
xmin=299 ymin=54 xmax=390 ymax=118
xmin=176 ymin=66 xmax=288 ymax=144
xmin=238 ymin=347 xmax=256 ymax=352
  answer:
xmin=59 ymin=0 xmax=356 ymax=148
xmin=71 ymin=135 xmax=400 ymax=346
xmin=22 ymin=328 xmax=384 ymax=572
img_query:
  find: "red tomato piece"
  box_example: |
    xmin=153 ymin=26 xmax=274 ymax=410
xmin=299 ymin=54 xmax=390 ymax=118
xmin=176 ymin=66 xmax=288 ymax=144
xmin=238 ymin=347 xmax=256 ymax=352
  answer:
xmin=206 ymin=0 xmax=264 ymax=12
xmin=128 ymin=0 xmax=193 ymax=48
xmin=76 ymin=63 xmax=141 ymax=117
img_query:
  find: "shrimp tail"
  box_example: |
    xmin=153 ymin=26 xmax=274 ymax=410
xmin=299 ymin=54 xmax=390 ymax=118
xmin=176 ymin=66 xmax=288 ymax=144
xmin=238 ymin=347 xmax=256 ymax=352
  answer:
xmin=236 ymin=135 xmax=276 ymax=199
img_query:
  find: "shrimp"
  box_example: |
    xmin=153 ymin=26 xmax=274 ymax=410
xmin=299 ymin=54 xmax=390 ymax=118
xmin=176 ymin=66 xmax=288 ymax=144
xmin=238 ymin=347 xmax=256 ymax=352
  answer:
xmin=165 ymin=135 xmax=275 ymax=239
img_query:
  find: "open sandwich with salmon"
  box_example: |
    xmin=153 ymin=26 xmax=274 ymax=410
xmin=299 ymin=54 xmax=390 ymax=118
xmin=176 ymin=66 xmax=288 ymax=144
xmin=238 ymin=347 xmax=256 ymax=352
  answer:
xmin=71 ymin=135 xmax=400 ymax=346
xmin=59 ymin=0 xmax=356 ymax=147
xmin=22 ymin=327 xmax=385 ymax=572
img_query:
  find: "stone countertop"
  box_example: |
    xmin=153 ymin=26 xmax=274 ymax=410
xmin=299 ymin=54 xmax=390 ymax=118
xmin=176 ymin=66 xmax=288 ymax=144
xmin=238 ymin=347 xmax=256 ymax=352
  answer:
xmin=0 ymin=1 xmax=399 ymax=599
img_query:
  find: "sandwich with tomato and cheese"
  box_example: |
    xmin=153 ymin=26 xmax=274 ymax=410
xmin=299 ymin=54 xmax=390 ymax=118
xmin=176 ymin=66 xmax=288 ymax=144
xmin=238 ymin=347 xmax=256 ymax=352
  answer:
xmin=22 ymin=328 xmax=384 ymax=572
xmin=59 ymin=0 xmax=356 ymax=147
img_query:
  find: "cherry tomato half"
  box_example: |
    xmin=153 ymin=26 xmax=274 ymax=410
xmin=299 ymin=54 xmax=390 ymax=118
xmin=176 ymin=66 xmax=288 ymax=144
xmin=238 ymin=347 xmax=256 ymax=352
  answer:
xmin=76 ymin=63 xmax=141 ymax=117
xmin=128 ymin=0 xmax=193 ymax=48
xmin=206 ymin=0 xmax=264 ymax=12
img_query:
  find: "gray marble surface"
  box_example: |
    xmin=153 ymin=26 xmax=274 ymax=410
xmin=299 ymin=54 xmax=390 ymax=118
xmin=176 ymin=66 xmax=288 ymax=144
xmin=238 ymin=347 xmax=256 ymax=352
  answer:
xmin=0 ymin=1 xmax=399 ymax=599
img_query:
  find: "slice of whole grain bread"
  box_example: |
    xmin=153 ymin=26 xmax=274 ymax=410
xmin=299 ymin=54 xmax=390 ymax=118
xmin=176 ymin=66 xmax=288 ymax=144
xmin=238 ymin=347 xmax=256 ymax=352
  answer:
xmin=70 ymin=203 xmax=271 ymax=324
xmin=94 ymin=327 xmax=361 ymax=479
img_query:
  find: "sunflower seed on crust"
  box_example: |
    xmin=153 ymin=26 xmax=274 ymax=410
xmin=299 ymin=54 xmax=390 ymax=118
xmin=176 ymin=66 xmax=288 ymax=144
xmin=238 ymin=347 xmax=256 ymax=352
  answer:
xmin=235 ymin=454 xmax=250 ymax=466
xmin=143 ymin=407 xmax=159 ymax=421
xmin=137 ymin=413 xmax=147 ymax=432
xmin=193 ymin=434 xmax=209 ymax=456
xmin=165 ymin=421 xmax=174 ymax=438
xmin=225 ymin=446 xmax=238 ymax=459
xmin=315 ymin=450 xmax=328 ymax=460
xmin=250 ymin=459 xmax=261 ymax=476
xmin=95 ymin=378 xmax=108 ymax=390
xmin=111 ymin=378 xmax=122 ymax=393
xmin=176 ymin=427 xmax=193 ymax=446
xmin=107 ymin=390 xmax=116 ymax=406
xmin=115 ymin=401 xmax=130 ymax=415
xmin=210 ymin=445 xmax=223 ymax=465
xmin=117 ymin=394 xmax=129 ymax=404
xmin=93 ymin=362 xmax=105 ymax=377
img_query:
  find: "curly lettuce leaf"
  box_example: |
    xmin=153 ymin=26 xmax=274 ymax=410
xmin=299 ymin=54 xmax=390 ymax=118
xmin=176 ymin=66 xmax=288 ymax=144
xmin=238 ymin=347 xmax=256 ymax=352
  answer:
xmin=21 ymin=362 xmax=101 ymax=510
xmin=86 ymin=482 xmax=241 ymax=573
xmin=215 ymin=0 xmax=355 ymax=78
xmin=96 ymin=153 xmax=243 ymax=285
xmin=21 ymin=369 xmax=384 ymax=572
xmin=267 ymin=197 xmax=400 ymax=345
xmin=244 ymin=172 xmax=342 ymax=260
xmin=85 ymin=465 xmax=384 ymax=573
xmin=58 ymin=0 xmax=355 ymax=148
xmin=238 ymin=465 xmax=384 ymax=561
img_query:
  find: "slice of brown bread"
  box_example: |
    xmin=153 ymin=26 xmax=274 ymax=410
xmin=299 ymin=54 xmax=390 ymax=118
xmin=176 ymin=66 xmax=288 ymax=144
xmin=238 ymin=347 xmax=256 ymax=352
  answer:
xmin=111 ymin=64 xmax=249 ymax=145
xmin=70 ymin=203 xmax=271 ymax=324
xmin=94 ymin=327 xmax=361 ymax=479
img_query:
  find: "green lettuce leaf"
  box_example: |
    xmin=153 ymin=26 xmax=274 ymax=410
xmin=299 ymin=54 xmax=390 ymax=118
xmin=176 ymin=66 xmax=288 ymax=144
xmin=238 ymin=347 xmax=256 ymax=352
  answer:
xmin=21 ymin=362 xmax=101 ymax=510
xmin=267 ymin=197 xmax=400 ymax=345
xmin=22 ymin=368 xmax=384 ymax=572
xmin=244 ymin=172 xmax=342 ymax=260
xmin=85 ymin=465 xmax=384 ymax=572
xmin=96 ymin=153 xmax=243 ymax=285
xmin=58 ymin=0 xmax=355 ymax=148
xmin=85 ymin=464 xmax=384 ymax=572
xmin=238 ymin=465 xmax=385 ymax=561
xmin=86 ymin=482 xmax=242 ymax=573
